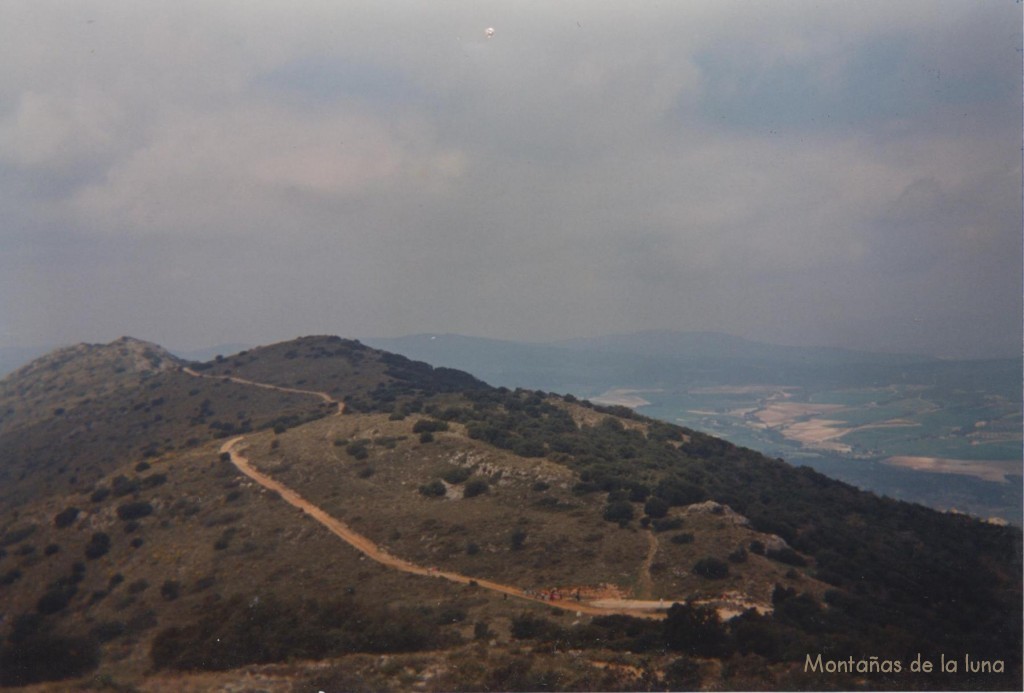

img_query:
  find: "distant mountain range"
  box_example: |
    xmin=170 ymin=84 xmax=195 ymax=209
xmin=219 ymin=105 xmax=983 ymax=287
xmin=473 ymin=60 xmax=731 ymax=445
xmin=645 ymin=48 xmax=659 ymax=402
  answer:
xmin=362 ymin=331 xmax=1017 ymax=397
xmin=552 ymin=330 xmax=937 ymax=365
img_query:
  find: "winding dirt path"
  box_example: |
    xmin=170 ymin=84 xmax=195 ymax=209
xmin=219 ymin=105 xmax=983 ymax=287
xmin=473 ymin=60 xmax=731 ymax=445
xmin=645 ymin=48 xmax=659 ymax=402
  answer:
xmin=183 ymin=367 xmax=342 ymax=414
xmin=222 ymin=437 xmax=662 ymax=619
xmin=636 ymin=531 xmax=658 ymax=599
xmin=185 ymin=366 xmax=667 ymax=619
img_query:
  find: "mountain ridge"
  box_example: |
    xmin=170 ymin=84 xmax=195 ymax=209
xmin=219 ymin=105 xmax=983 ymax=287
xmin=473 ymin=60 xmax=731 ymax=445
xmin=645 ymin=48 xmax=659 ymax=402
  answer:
xmin=0 ymin=335 xmax=1019 ymax=690
xmin=549 ymin=329 xmax=940 ymax=364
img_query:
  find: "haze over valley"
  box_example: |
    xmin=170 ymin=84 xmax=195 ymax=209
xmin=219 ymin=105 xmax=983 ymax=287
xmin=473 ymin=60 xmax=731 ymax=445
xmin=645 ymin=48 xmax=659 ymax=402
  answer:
xmin=366 ymin=331 xmax=1023 ymax=524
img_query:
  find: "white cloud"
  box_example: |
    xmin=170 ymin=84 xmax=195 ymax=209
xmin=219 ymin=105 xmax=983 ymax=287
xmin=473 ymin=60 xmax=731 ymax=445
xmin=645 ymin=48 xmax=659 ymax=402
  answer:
xmin=0 ymin=0 xmax=1019 ymax=356
xmin=63 ymin=103 xmax=467 ymax=236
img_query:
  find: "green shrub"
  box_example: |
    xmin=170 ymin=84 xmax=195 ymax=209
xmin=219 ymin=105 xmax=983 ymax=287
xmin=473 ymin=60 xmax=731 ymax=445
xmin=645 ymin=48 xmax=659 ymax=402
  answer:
xmin=160 ymin=581 xmax=181 ymax=601
xmin=442 ymin=467 xmax=472 ymax=484
xmin=693 ymin=557 xmax=729 ymax=579
xmin=53 ymin=507 xmax=80 ymax=529
xmin=463 ymin=479 xmax=489 ymax=498
xmin=0 ymin=625 xmax=99 ymax=686
xmin=0 ymin=526 xmax=36 ymax=546
xmin=510 ymin=615 xmax=556 ymax=640
xmin=644 ymin=496 xmax=670 ymax=519
xmin=412 ymin=419 xmax=449 ymax=434
xmin=602 ymin=500 xmax=635 ymax=524
xmin=671 ymin=532 xmax=695 ymax=545
xmin=141 ymin=473 xmax=168 ymax=489
xmin=111 ymin=475 xmax=140 ymax=497
xmin=116 ymin=501 xmax=153 ymax=521
xmin=90 ymin=621 xmax=126 ymax=643
xmin=36 ymin=589 xmax=73 ymax=615
xmin=652 ymin=516 xmax=683 ymax=532
xmin=150 ymin=595 xmax=445 ymax=671
xmin=419 ymin=480 xmax=446 ymax=497
xmin=663 ymin=602 xmax=731 ymax=657
xmin=767 ymin=547 xmax=807 ymax=567
xmin=127 ymin=579 xmax=149 ymax=595
xmin=84 ymin=533 xmax=111 ymax=560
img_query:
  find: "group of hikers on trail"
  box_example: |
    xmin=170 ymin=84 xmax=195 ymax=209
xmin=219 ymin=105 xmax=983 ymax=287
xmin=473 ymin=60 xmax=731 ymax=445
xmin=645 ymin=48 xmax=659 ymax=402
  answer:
xmin=523 ymin=588 xmax=582 ymax=602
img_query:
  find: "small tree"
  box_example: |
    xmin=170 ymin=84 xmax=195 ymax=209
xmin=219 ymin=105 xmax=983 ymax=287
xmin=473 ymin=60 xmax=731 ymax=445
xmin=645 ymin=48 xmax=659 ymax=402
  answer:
xmin=419 ymin=480 xmax=446 ymax=497
xmin=53 ymin=507 xmax=80 ymax=529
xmin=116 ymin=502 xmax=153 ymax=521
xmin=693 ymin=557 xmax=729 ymax=579
xmin=463 ymin=479 xmax=489 ymax=498
xmin=644 ymin=496 xmax=670 ymax=519
xmin=603 ymin=500 xmax=634 ymax=525
xmin=442 ymin=467 xmax=472 ymax=484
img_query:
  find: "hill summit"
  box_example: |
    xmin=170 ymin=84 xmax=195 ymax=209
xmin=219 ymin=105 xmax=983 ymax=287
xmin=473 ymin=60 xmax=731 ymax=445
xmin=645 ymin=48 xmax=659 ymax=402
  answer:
xmin=0 ymin=336 xmax=1019 ymax=690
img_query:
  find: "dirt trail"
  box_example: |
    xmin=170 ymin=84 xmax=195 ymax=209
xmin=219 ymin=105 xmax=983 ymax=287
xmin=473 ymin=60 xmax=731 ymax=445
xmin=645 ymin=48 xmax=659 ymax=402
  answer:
xmin=183 ymin=367 xmax=342 ymax=414
xmin=184 ymin=366 xmax=667 ymax=619
xmin=222 ymin=437 xmax=662 ymax=619
xmin=636 ymin=531 xmax=658 ymax=599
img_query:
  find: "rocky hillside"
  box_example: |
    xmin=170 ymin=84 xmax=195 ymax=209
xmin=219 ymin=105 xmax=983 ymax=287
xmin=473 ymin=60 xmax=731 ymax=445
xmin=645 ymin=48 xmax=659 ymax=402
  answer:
xmin=0 ymin=337 xmax=181 ymax=434
xmin=0 ymin=336 xmax=1019 ymax=691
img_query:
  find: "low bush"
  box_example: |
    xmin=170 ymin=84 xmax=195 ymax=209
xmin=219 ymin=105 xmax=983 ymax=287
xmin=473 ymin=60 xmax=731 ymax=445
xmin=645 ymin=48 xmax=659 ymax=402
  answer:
xmin=463 ymin=479 xmax=489 ymax=498
xmin=442 ymin=467 xmax=472 ymax=485
xmin=53 ymin=507 xmax=80 ymax=529
xmin=150 ymin=595 xmax=449 ymax=671
xmin=0 ymin=624 xmax=99 ymax=686
xmin=116 ymin=502 xmax=153 ymax=521
xmin=84 ymin=533 xmax=111 ymax=560
xmin=644 ymin=496 xmax=670 ymax=519
xmin=419 ymin=480 xmax=446 ymax=497
xmin=766 ymin=547 xmax=807 ymax=567
xmin=693 ymin=557 xmax=729 ymax=579
xmin=602 ymin=500 xmax=635 ymax=524
xmin=36 ymin=589 xmax=73 ymax=615
xmin=651 ymin=517 xmax=683 ymax=532
xmin=412 ymin=419 xmax=449 ymax=434
xmin=160 ymin=580 xmax=181 ymax=601
xmin=346 ymin=441 xmax=369 ymax=460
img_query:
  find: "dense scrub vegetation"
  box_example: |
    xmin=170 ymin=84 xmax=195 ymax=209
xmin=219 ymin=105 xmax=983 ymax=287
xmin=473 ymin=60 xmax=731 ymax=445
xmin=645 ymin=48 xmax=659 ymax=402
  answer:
xmin=360 ymin=383 xmax=1022 ymax=679
xmin=150 ymin=594 xmax=462 ymax=671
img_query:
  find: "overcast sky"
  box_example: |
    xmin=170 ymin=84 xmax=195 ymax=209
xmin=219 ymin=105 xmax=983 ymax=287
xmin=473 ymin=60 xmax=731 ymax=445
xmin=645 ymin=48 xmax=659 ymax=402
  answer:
xmin=2 ymin=1 xmax=1021 ymax=359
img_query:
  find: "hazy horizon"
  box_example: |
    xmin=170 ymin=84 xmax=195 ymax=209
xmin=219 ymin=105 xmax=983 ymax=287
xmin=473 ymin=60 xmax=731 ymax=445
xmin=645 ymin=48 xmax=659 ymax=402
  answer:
xmin=5 ymin=327 xmax=1021 ymax=366
xmin=3 ymin=1 xmax=1021 ymax=360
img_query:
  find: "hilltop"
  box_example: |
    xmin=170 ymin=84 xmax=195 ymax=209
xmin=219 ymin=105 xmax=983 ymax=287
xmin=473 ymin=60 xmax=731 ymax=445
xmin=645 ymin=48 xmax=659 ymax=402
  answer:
xmin=0 ymin=336 xmax=1019 ymax=691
